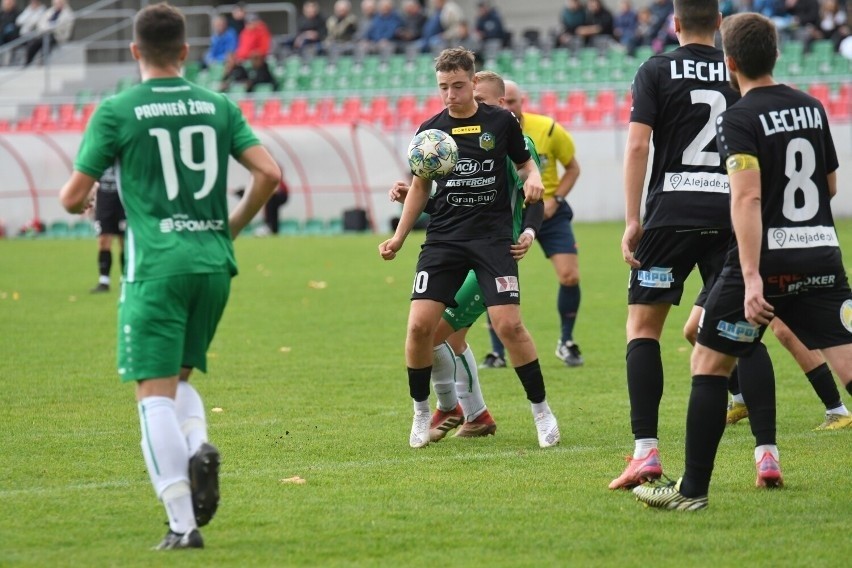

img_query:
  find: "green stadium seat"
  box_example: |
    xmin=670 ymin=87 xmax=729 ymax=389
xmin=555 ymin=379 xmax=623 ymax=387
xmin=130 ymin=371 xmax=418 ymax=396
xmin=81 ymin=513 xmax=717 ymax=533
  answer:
xmin=302 ymin=218 xmax=326 ymax=235
xmin=48 ymin=220 xmax=70 ymax=239
xmin=278 ymin=219 xmax=301 ymax=235
xmin=72 ymin=220 xmax=95 ymax=238
xmin=326 ymin=218 xmax=343 ymax=234
xmin=632 ymin=46 xmax=654 ymax=63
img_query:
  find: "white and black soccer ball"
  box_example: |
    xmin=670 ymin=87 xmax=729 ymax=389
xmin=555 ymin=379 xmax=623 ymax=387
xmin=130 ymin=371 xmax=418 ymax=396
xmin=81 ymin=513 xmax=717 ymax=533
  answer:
xmin=407 ymin=129 xmax=459 ymax=180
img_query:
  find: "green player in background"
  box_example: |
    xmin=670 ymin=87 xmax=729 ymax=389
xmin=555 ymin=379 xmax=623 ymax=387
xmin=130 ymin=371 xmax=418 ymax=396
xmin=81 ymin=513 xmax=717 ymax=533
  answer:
xmin=59 ymin=2 xmax=281 ymax=550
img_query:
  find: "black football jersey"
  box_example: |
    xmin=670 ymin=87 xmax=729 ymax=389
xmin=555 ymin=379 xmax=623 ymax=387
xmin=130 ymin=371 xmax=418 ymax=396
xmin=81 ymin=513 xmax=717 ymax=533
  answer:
xmin=418 ymin=103 xmax=531 ymax=242
xmin=631 ymin=44 xmax=740 ymax=229
xmin=716 ymin=84 xmax=841 ymax=275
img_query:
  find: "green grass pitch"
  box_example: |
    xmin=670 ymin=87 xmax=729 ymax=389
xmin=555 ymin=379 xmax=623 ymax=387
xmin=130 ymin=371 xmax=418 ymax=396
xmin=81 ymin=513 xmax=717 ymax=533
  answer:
xmin=1 ymin=221 xmax=851 ymax=566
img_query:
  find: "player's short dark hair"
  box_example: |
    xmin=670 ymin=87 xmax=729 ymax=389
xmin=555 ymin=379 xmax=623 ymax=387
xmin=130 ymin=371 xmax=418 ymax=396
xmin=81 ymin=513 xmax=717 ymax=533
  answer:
xmin=674 ymin=0 xmax=719 ymax=34
xmin=434 ymin=47 xmax=476 ymax=78
xmin=134 ymin=2 xmax=186 ymax=67
xmin=474 ymin=70 xmax=505 ymax=95
xmin=721 ymin=12 xmax=777 ymax=79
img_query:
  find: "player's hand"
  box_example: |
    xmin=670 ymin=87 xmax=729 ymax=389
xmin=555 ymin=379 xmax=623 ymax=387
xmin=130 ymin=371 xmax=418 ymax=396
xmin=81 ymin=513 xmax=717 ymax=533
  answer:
xmin=744 ymin=275 xmax=774 ymax=326
xmin=389 ymin=181 xmax=410 ymax=203
xmin=621 ymin=222 xmax=643 ymax=268
xmin=543 ymin=198 xmax=559 ymax=220
xmin=523 ymin=177 xmax=545 ymax=204
xmin=379 ymin=237 xmax=402 ymax=260
xmin=511 ymin=232 xmax=534 ymax=260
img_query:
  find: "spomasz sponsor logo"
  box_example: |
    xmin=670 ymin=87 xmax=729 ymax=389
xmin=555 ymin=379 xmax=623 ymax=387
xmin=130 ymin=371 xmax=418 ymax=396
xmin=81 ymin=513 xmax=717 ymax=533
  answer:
xmin=767 ymin=273 xmax=836 ymax=294
xmin=447 ymin=190 xmax=497 ymax=206
xmin=159 ymin=214 xmax=225 ymax=233
xmin=717 ymin=320 xmax=760 ymax=343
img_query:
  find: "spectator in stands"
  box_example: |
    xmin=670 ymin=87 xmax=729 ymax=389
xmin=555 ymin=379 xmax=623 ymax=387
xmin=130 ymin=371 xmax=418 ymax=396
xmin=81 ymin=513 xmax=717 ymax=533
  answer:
xmin=292 ymin=1 xmax=326 ymax=53
xmin=227 ymin=2 xmax=246 ymax=36
xmin=23 ymin=0 xmax=73 ymax=66
xmin=625 ymin=5 xmax=654 ymax=56
xmin=718 ymin=0 xmax=737 ymax=17
xmin=613 ymin=0 xmax=638 ymax=51
xmin=0 ymin=0 xmax=21 ymax=46
xmin=15 ymin=0 xmax=44 ymax=38
xmin=354 ymin=0 xmax=377 ymax=42
xmin=474 ymin=1 xmax=506 ymax=44
xmin=325 ymin=0 xmax=359 ymax=49
xmin=234 ymin=12 xmax=271 ymax=61
xmin=245 ymin=54 xmax=277 ymax=92
xmin=646 ymin=0 xmax=673 ymax=42
xmin=396 ymin=0 xmax=426 ymax=44
xmin=576 ymin=0 xmax=615 ymax=48
xmin=557 ymin=0 xmax=587 ymax=49
xmin=364 ymin=0 xmax=403 ymax=52
xmin=419 ymin=0 xmax=463 ymax=52
xmin=815 ymin=0 xmax=848 ymax=49
xmin=780 ymin=0 xmax=820 ymax=42
xmin=202 ymin=15 xmax=237 ymax=70
xmin=455 ymin=20 xmax=481 ymax=52
xmin=651 ymin=11 xmax=678 ymax=52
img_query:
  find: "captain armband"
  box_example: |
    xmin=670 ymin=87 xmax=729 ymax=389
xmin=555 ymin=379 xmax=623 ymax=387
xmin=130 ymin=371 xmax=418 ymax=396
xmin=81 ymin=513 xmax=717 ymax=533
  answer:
xmin=725 ymin=153 xmax=760 ymax=174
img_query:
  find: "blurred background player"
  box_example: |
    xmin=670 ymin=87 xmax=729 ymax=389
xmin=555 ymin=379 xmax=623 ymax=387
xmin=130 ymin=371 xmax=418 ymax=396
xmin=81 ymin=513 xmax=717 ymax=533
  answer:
xmin=90 ymin=166 xmax=125 ymax=293
xmin=59 ymin=2 xmax=280 ymax=550
xmin=389 ymin=71 xmax=544 ymax=442
xmin=481 ymin=79 xmax=583 ymax=368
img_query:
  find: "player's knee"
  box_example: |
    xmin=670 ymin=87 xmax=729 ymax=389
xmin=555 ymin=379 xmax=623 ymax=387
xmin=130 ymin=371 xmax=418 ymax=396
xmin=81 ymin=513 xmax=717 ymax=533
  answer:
xmin=560 ymin=272 xmax=580 ymax=287
xmin=407 ymin=319 xmax=436 ymax=343
xmin=491 ymin=318 xmax=524 ymax=343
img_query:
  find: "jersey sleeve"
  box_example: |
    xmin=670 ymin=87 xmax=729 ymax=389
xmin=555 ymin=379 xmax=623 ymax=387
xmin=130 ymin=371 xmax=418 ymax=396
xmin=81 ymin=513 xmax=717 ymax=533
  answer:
xmin=629 ymin=59 xmax=658 ymax=127
xmin=549 ymin=122 xmax=576 ymax=166
xmin=715 ymin=108 xmax=758 ymax=162
xmin=820 ymin=105 xmax=839 ymax=174
xmin=507 ymin=113 xmax=531 ymax=165
xmin=226 ymin=96 xmax=261 ymax=157
xmin=74 ymin=99 xmax=119 ymax=179
xmin=525 ymin=135 xmax=542 ymax=170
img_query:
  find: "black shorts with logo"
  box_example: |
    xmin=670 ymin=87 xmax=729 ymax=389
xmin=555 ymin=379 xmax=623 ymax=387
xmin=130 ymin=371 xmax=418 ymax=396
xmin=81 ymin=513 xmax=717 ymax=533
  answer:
xmin=94 ymin=190 xmax=126 ymax=236
xmin=411 ymin=237 xmax=520 ymax=307
xmin=628 ymin=227 xmax=731 ymax=306
xmin=698 ymin=263 xmax=852 ymax=357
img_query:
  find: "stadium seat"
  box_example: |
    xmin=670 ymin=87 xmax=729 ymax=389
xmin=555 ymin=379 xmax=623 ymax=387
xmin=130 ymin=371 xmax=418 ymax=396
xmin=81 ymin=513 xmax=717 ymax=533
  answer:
xmin=286 ymin=98 xmax=310 ymax=124
xmin=326 ymin=218 xmax=343 ymax=234
xmin=278 ymin=219 xmax=301 ymax=235
xmin=312 ymin=97 xmax=336 ymax=122
xmin=47 ymin=220 xmax=71 ymax=238
xmin=338 ymin=97 xmax=363 ymax=123
xmin=0 ymin=119 xmax=9 ymax=131
xmin=30 ymin=104 xmax=53 ymax=128
xmin=302 ymin=218 xmax=326 ymax=234
xmin=807 ymin=83 xmax=830 ymax=106
xmin=238 ymin=99 xmax=255 ymax=121
xmin=57 ymin=103 xmax=76 ymax=129
xmin=364 ymin=96 xmax=390 ymax=124
xmin=260 ymin=99 xmax=283 ymax=126
xmin=79 ymin=103 xmax=97 ymax=128
xmin=72 ymin=220 xmax=95 ymax=238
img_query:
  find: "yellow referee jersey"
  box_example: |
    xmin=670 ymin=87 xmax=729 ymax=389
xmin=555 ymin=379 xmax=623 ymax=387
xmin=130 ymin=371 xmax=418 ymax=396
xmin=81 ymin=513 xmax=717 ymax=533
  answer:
xmin=521 ymin=112 xmax=576 ymax=199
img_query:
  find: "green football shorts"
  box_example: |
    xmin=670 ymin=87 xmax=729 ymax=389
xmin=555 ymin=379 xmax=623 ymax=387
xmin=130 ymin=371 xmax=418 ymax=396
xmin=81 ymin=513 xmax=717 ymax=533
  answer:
xmin=442 ymin=270 xmax=487 ymax=331
xmin=117 ymin=272 xmax=231 ymax=382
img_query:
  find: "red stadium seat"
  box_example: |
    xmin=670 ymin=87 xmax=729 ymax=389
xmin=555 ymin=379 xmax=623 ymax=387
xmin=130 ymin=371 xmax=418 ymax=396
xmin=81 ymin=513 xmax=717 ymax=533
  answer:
xmin=312 ymin=97 xmax=335 ymax=122
xmin=260 ymin=99 xmax=283 ymax=126
xmin=286 ymin=98 xmax=309 ymax=124
xmin=566 ymin=90 xmax=587 ymax=111
xmin=424 ymin=95 xmax=443 ymax=115
xmin=338 ymin=97 xmax=362 ymax=123
xmin=80 ymin=103 xmax=97 ymax=128
xmin=0 ymin=119 xmax=10 ymax=132
xmin=807 ymin=83 xmax=829 ymax=106
xmin=364 ymin=96 xmax=390 ymax=124
xmin=57 ymin=103 xmax=76 ymax=128
xmin=539 ymin=90 xmax=558 ymax=116
xmin=238 ymin=99 xmax=255 ymax=122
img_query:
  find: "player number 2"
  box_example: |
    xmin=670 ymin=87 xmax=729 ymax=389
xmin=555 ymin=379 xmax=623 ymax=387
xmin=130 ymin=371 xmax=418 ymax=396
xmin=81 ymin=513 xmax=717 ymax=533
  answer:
xmin=682 ymin=90 xmax=727 ymax=167
xmin=413 ymin=271 xmax=429 ymax=293
xmin=149 ymin=126 xmax=218 ymax=201
xmin=782 ymin=137 xmax=819 ymax=222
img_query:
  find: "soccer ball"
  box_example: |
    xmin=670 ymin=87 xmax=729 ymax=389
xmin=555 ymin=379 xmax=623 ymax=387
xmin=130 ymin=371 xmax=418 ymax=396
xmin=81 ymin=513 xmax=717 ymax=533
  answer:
xmin=407 ymin=129 xmax=459 ymax=180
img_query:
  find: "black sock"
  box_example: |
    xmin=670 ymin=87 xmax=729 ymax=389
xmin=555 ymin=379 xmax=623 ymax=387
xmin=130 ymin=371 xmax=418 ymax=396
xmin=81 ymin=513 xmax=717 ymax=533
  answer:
xmin=728 ymin=365 xmax=741 ymax=396
xmin=846 ymin=381 xmax=852 ymax=397
xmin=681 ymin=375 xmax=728 ymax=498
xmin=120 ymin=251 xmax=125 ymax=273
xmin=98 ymin=250 xmax=112 ymax=278
xmin=514 ymin=359 xmax=545 ymax=403
xmin=408 ymin=366 xmax=432 ymax=402
xmin=737 ymin=343 xmax=776 ymax=446
xmin=806 ymin=363 xmax=842 ymax=410
xmin=626 ymin=338 xmax=663 ymax=439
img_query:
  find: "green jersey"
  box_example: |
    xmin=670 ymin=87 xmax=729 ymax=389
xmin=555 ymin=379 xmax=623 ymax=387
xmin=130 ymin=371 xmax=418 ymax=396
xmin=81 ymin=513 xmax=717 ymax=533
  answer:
xmin=74 ymin=77 xmax=260 ymax=282
xmin=508 ymin=134 xmax=542 ymax=241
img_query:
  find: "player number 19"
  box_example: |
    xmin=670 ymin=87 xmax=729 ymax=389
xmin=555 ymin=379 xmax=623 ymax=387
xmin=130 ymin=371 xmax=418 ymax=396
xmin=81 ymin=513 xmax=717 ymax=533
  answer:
xmin=149 ymin=126 xmax=218 ymax=201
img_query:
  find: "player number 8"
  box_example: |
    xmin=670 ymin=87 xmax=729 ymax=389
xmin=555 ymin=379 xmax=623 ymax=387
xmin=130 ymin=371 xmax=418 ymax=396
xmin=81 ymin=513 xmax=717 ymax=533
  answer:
xmin=782 ymin=137 xmax=819 ymax=223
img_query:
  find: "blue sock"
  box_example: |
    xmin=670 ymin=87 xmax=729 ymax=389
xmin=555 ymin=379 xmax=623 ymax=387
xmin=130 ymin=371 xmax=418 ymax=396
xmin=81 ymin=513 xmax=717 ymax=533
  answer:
xmin=558 ymin=284 xmax=580 ymax=343
xmin=486 ymin=316 xmax=505 ymax=357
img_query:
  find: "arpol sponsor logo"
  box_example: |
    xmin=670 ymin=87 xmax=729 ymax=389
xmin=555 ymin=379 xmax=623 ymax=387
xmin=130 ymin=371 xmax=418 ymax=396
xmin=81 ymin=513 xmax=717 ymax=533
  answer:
xmin=638 ymin=267 xmax=675 ymax=288
xmin=717 ymin=320 xmax=760 ymax=342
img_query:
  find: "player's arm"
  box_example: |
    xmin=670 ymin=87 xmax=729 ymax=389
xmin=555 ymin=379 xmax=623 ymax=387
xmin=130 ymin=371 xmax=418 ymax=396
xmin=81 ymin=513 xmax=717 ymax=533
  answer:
xmin=60 ymin=171 xmax=98 ymax=214
xmin=556 ymin=157 xmax=580 ymax=199
xmin=727 ymin=153 xmax=773 ymax=325
xmin=231 ymin=145 xmax=282 ymax=239
xmin=379 ymin=175 xmax=430 ymax=260
xmin=511 ymin=200 xmax=544 ymax=260
xmin=621 ymin=122 xmax=652 ymax=268
xmin=515 ymin=159 xmax=544 ymax=204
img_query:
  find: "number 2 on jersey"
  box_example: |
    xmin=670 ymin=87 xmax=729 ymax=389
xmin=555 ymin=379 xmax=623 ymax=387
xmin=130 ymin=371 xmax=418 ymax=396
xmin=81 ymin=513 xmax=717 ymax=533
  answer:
xmin=681 ymin=89 xmax=728 ymax=167
xmin=149 ymin=126 xmax=218 ymax=201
